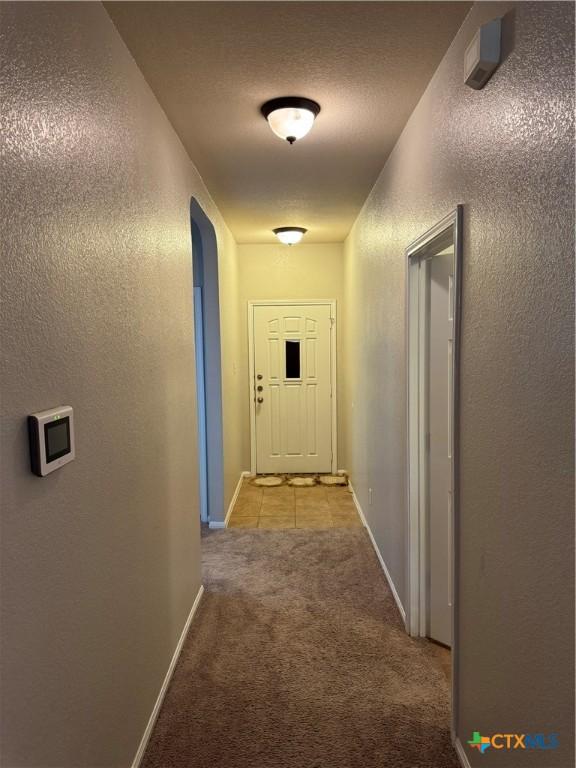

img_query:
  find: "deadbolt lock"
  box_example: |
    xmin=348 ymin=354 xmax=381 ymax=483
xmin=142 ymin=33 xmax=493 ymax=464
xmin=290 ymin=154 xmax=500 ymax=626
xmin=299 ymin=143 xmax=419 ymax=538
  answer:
xmin=257 ymin=374 xmax=263 ymax=380
xmin=257 ymin=385 xmax=263 ymax=392
xmin=257 ymin=397 xmax=264 ymax=403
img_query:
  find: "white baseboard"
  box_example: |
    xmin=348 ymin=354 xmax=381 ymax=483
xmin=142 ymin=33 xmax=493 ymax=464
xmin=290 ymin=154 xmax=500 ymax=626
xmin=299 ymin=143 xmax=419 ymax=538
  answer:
xmin=454 ymin=737 xmax=472 ymax=768
xmin=349 ymin=482 xmax=407 ymax=624
xmin=131 ymin=584 xmax=205 ymax=768
xmin=208 ymin=471 xmax=248 ymax=529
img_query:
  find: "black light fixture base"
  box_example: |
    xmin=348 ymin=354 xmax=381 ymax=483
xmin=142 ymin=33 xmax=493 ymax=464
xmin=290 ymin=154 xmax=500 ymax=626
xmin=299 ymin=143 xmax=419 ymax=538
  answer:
xmin=273 ymin=227 xmax=308 ymax=235
xmin=260 ymin=97 xmax=321 ymax=120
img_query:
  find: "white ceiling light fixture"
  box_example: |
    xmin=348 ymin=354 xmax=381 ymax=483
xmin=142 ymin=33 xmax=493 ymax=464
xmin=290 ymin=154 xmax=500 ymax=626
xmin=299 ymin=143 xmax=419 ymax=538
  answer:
xmin=273 ymin=227 xmax=308 ymax=245
xmin=261 ymin=97 xmax=321 ymax=144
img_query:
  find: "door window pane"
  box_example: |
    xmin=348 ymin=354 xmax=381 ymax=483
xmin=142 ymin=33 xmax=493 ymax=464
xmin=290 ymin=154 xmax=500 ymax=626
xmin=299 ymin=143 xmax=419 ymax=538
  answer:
xmin=285 ymin=340 xmax=300 ymax=378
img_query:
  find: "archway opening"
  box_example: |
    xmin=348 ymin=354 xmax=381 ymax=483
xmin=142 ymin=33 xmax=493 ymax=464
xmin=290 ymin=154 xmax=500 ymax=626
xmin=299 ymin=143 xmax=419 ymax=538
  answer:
xmin=190 ymin=198 xmax=224 ymax=525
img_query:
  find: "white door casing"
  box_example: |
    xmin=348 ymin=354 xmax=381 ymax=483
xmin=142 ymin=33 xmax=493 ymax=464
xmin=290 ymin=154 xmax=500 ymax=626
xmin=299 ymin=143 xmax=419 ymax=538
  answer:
xmin=406 ymin=205 xmax=462 ymax=738
xmin=248 ymin=301 xmax=336 ymax=475
xmin=426 ymin=248 xmax=454 ymax=646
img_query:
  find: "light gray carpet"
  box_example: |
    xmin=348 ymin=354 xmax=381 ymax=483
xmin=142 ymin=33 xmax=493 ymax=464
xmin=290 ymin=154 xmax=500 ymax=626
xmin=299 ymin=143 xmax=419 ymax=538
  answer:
xmin=142 ymin=528 xmax=459 ymax=768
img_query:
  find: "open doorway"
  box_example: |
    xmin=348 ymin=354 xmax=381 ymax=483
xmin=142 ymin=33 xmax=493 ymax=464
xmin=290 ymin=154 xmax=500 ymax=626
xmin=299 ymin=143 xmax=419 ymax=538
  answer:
xmin=190 ymin=198 xmax=224 ymax=527
xmin=406 ymin=206 xmax=462 ymax=732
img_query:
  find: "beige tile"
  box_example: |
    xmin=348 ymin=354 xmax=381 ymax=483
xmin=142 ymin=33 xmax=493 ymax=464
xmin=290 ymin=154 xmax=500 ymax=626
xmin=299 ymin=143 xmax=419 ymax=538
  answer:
xmin=262 ymin=488 xmax=293 ymax=501
xmin=228 ymin=516 xmax=259 ymax=528
xmin=324 ymin=485 xmax=350 ymax=494
xmin=325 ymin=489 xmax=352 ymax=503
xmin=258 ymin=515 xmax=295 ymax=529
xmin=295 ymin=515 xmax=332 ymax=529
xmin=294 ymin=487 xmax=326 ymax=498
xmin=295 ymin=503 xmax=329 ymax=516
xmin=238 ymin=482 xmax=262 ymax=493
xmin=261 ymin=491 xmax=294 ymax=508
xmin=330 ymin=500 xmax=357 ymax=514
xmin=329 ymin=489 xmax=355 ymax=501
xmin=232 ymin=504 xmax=261 ymax=518
xmin=235 ymin=497 xmax=262 ymax=511
xmin=294 ymin=487 xmax=326 ymax=499
xmin=260 ymin=502 xmax=295 ymax=517
xmin=262 ymin=485 xmax=293 ymax=495
xmin=235 ymin=497 xmax=259 ymax=509
xmin=330 ymin=509 xmax=359 ymax=520
xmin=331 ymin=517 xmax=363 ymax=528
xmin=237 ymin=487 xmax=263 ymax=502
xmin=295 ymin=489 xmax=328 ymax=499
xmin=297 ymin=501 xmax=332 ymax=513
xmin=296 ymin=508 xmax=332 ymax=519
xmin=261 ymin=494 xmax=294 ymax=507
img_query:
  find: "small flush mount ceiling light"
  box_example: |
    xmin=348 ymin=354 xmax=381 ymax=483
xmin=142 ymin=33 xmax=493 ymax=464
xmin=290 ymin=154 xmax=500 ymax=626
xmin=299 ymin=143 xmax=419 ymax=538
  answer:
xmin=261 ymin=97 xmax=321 ymax=144
xmin=273 ymin=227 xmax=307 ymax=245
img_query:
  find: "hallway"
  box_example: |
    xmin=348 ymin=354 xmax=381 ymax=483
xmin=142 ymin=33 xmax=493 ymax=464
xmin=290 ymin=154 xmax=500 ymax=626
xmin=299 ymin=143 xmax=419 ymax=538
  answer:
xmin=1 ymin=2 xmax=574 ymax=767
xmin=142 ymin=526 xmax=456 ymax=768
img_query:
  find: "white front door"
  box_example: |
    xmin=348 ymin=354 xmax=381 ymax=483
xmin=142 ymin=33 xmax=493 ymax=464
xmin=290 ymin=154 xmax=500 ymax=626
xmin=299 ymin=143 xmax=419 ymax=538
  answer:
xmin=252 ymin=303 xmax=334 ymax=474
xmin=426 ymin=248 xmax=454 ymax=647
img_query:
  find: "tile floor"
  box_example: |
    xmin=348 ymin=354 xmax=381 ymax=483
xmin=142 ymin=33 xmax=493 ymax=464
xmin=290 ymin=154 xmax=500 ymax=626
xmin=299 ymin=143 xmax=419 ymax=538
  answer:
xmin=228 ymin=479 xmax=363 ymax=529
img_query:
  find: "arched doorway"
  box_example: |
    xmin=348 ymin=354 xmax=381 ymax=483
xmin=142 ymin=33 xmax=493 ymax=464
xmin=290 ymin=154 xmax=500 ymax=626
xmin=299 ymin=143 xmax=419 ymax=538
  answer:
xmin=190 ymin=198 xmax=224 ymax=525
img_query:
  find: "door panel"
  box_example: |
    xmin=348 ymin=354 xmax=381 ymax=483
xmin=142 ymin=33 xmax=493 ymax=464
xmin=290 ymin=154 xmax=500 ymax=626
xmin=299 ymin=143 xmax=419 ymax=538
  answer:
xmin=253 ymin=304 xmax=333 ymax=473
xmin=427 ymin=250 xmax=454 ymax=647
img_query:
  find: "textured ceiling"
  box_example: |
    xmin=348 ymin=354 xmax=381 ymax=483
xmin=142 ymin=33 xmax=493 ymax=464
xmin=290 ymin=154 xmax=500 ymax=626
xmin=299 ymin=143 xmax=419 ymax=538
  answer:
xmin=105 ymin=2 xmax=471 ymax=243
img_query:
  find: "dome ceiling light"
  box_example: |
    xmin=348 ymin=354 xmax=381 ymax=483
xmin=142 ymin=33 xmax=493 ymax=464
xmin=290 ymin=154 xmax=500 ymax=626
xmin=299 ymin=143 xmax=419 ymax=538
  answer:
xmin=261 ymin=97 xmax=321 ymax=144
xmin=273 ymin=227 xmax=308 ymax=245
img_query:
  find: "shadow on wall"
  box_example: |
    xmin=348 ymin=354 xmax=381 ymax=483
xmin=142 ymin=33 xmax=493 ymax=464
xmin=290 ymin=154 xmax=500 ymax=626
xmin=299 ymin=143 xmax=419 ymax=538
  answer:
xmin=190 ymin=198 xmax=224 ymax=524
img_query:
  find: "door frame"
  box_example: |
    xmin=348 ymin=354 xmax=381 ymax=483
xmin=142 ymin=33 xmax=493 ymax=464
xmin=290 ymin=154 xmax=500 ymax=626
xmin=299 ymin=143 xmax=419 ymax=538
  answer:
xmin=405 ymin=206 xmax=462 ymax=735
xmin=248 ymin=299 xmax=337 ymax=476
xmin=193 ymin=286 xmax=209 ymax=523
xmin=190 ymin=198 xmax=225 ymax=526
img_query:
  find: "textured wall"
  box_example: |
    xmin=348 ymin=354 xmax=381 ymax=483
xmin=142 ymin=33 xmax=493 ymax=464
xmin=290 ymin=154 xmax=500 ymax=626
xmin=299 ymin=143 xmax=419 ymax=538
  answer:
xmin=342 ymin=2 xmax=574 ymax=764
xmin=237 ymin=243 xmax=344 ymax=468
xmin=0 ymin=3 xmax=242 ymax=766
xmin=218 ymin=223 xmax=244 ymax=512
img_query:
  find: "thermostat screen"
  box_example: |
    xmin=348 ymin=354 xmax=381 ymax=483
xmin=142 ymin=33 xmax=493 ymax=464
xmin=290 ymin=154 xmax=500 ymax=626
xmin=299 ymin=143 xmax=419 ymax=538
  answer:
xmin=44 ymin=418 xmax=71 ymax=463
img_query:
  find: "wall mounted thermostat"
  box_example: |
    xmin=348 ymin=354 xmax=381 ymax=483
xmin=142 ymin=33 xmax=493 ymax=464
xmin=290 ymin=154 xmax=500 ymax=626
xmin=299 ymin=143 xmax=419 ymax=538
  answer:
xmin=464 ymin=18 xmax=501 ymax=90
xmin=28 ymin=405 xmax=75 ymax=477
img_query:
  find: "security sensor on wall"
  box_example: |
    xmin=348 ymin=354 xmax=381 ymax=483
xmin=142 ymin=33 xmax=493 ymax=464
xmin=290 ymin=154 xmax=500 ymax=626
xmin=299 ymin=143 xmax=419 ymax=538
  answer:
xmin=464 ymin=18 xmax=501 ymax=90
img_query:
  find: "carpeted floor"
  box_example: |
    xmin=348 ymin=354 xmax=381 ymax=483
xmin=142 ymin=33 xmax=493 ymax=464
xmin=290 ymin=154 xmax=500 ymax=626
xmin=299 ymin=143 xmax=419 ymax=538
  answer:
xmin=142 ymin=528 xmax=459 ymax=768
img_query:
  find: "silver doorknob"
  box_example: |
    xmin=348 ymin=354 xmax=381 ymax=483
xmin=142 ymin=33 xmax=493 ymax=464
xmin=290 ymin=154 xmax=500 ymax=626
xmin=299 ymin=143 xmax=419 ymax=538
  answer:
xmin=257 ymin=397 xmax=264 ymax=403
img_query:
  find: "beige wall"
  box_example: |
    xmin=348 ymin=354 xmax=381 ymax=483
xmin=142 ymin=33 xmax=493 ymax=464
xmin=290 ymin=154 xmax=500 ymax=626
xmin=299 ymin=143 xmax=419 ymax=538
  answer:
xmin=237 ymin=243 xmax=344 ymax=469
xmin=216 ymin=221 xmax=244 ymax=514
xmin=341 ymin=1 xmax=574 ymax=764
xmin=0 ymin=3 xmax=242 ymax=766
